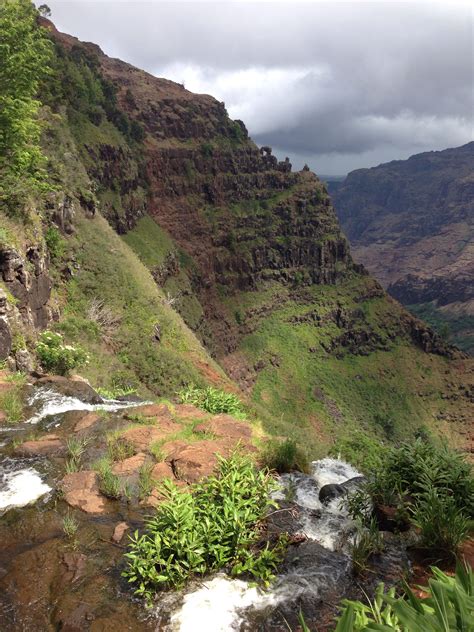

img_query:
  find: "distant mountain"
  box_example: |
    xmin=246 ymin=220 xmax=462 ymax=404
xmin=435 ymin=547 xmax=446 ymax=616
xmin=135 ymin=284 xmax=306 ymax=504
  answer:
xmin=331 ymin=143 xmax=474 ymax=354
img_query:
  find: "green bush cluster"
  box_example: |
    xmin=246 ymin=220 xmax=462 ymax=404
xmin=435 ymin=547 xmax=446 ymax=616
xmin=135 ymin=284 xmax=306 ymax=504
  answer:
xmin=335 ymin=563 xmax=473 ymax=631
xmin=178 ymin=384 xmax=246 ymax=418
xmin=123 ymin=453 xmax=284 ymax=602
xmin=348 ymin=439 xmax=473 ymax=554
xmin=36 ymin=331 xmax=89 ymax=375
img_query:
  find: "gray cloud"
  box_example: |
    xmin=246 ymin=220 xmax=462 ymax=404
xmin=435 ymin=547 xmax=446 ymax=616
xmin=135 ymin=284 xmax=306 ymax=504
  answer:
xmin=43 ymin=1 xmax=473 ymax=174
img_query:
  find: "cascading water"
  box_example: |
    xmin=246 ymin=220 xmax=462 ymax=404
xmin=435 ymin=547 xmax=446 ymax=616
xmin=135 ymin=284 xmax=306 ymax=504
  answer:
xmin=0 ymin=384 xmax=147 ymax=513
xmin=167 ymin=458 xmax=363 ymax=631
xmin=25 ymin=386 xmax=146 ymax=424
xmin=0 ymin=458 xmax=51 ymax=512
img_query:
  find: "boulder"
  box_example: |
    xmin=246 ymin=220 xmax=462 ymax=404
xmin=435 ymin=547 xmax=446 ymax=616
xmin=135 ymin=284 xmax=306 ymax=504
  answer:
xmin=124 ymin=403 xmax=173 ymax=422
xmin=111 ymin=522 xmax=129 ymax=544
xmin=35 ymin=376 xmax=102 ymax=404
xmin=319 ymin=483 xmax=345 ymax=504
xmin=111 ymin=453 xmax=147 ymax=476
xmin=165 ymin=439 xmax=235 ymax=483
xmin=0 ymin=318 xmax=12 ymax=361
xmin=121 ymin=421 xmax=180 ymax=452
xmin=60 ymin=471 xmax=107 ymax=514
xmin=14 ymin=434 xmax=64 ymax=456
xmin=173 ymin=404 xmax=209 ymax=420
xmin=194 ymin=414 xmax=252 ymax=443
xmin=73 ymin=412 xmax=101 ymax=432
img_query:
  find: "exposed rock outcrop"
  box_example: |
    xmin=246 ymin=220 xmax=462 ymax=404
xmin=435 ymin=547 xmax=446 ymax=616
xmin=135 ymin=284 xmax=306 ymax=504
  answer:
xmin=331 ymin=142 xmax=474 ymax=354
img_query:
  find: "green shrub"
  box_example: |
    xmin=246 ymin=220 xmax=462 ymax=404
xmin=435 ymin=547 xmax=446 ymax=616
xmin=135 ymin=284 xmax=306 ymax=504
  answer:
xmin=350 ymin=518 xmax=384 ymax=575
xmin=138 ymin=462 xmax=156 ymax=500
xmin=178 ymin=385 xmax=246 ymax=418
xmin=335 ymin=562 xmax=474 ymax=631
xmin=36 ymin=331 xmax=89 ymax=375
xmin=261 ymin=438 xmax=310 ymax=474
xmin=44 ymin=226 xmax=66 ymax=261
xmin=0 ymin=389 xmax=23 ymax=423
xmin=412 ymin=482 xmax=469 ymax=554
xmin=123 ymin=453 xmax=284 ymax=602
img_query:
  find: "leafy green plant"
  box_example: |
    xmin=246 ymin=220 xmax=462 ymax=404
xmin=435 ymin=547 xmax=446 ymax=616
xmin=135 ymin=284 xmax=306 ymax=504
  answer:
xmin=178 ymin=385 xmax=246 ymax=418
xmin=261 ymin=438 xmax=310 ymax=474
xmin=36 ymin=331 xmax=89 ymax=375
xmin=335 ymin=562 xmax=474 ymax=631
xmin=412 ymin=482 xmax=469 ymax=554
xmin=123 ymin=453 xmax=284 ymax=602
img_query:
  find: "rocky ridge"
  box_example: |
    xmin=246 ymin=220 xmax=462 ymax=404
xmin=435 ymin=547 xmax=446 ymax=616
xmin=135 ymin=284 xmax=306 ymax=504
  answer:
xmin=330 ymin=143 xmax=474 ymax=354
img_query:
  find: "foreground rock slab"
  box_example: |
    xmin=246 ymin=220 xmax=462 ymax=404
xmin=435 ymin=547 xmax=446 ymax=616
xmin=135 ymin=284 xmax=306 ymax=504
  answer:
xmin=60 ymin=471 xmax=107 ymax=514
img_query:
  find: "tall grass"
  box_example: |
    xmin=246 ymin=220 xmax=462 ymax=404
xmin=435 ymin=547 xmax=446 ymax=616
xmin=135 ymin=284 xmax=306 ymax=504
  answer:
xmin=178 ymin=385 xmax=246 ymax=418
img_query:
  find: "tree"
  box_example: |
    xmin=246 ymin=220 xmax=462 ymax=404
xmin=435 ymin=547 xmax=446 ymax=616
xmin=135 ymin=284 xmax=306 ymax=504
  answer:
xmin=37 ymin=3 xmax=51 ymax=17
xmin=0 ymin=0 xmax=52 ymax=176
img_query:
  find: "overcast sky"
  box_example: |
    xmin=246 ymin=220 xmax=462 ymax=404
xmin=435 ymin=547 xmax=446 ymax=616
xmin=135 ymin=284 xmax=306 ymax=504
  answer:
xmin=41 ymin=1 xmax=473 ymax=175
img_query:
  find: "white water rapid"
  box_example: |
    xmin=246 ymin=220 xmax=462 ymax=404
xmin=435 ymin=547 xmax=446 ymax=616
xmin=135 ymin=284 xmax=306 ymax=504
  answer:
xmin=168 ymin=458 xmax=362 ymax=631
xmin=0 ymin=460 xmax=51 ymax=512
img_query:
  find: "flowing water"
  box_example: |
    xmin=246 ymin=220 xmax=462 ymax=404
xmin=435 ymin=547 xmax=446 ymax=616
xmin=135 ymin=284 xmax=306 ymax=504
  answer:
xmin=0 ymin=385 xmax=407 ymax=631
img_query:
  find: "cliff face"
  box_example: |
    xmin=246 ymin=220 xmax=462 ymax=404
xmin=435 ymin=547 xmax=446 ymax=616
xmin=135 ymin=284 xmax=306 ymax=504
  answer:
xmin=2 ymin=19 xmax=468 ymax=455
xmin=331 ymin=143 xmax=474 ymax=354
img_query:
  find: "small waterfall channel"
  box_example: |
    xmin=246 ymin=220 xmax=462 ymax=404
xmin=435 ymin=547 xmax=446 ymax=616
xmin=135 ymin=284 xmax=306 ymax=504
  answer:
xmin=164 ymin=459 xmax=365 ymax=631
xmin=0 ymin=384 xmax=144 ymax=512
xmin=0 ymin=383 xmax=407 ymax=631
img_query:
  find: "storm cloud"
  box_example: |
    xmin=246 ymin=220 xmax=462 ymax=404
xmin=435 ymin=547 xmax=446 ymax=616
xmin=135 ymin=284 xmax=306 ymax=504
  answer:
xmin=42 ymin=1 xmax=473 ymax=174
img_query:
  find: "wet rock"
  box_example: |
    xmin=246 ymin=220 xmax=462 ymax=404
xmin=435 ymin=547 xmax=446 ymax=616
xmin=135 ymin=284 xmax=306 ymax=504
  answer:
xmin=74 ymin=412 xmax=101 ymax=432
xmin=319 ymin=483 xmax=345 ymax=504
xmin=111 ymin=453 xmax=147 ymax=476
xmin=111 ymin=522 xmax=129 ymax=544
xmin=60 ymin=471 xmax=107 ymax=514
xmin=35 ymin=375 xmax=102 ymax=404
xmin=122 ymin=421 xmax=180 ymax=452
xmin=14 ymin=434 xmax=64 ymax=456
xmin=62 ymin=551 xmax=87 ymax=583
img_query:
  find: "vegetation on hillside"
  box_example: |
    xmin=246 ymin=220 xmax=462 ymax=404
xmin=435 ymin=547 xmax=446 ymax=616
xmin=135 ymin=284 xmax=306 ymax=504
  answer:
xmin=0 ymin=0 xmax=53 ymax=214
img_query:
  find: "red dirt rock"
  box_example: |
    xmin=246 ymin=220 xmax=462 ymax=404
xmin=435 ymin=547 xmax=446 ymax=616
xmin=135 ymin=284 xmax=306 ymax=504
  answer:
xmin=111 ymin=522 xmax=129 ymax=544
xmin=60 ymin=471 xmax=107 ymax=514
xmin=74 ymin=412 xmax=101 ymax=432
xmin=124 ymin=403 xmax=173 ymax=422
xmin=14 ymin=434 xmax=64 ymax=456
xmin=166 ymin=439 xmax=235 ymax=483
xmin=121 ymin=421 xmax=180 ymax=452
xmin=173 ymin=404 xmax=209 ymax=420
xmin=111 ymin=453 xmax=147 ymax=476
xmin=151 ymin=461 xmax=174 ymax=480
xmin=194 ymin=414 xmax=252 ymax=442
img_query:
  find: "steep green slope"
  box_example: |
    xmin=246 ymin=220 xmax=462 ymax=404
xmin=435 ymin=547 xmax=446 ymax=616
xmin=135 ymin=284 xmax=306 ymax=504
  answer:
xmin=1 ymin=12 xmax=472 ymax=460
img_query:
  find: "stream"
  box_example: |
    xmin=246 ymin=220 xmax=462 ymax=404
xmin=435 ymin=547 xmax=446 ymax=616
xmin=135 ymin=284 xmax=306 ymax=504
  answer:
xmin=0 ymin=383 xmax=408 ymax=631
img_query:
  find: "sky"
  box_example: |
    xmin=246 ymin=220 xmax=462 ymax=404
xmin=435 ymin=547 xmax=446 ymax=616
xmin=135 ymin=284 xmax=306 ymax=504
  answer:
xmin=40 ymin=1 xmax=473 ymax=175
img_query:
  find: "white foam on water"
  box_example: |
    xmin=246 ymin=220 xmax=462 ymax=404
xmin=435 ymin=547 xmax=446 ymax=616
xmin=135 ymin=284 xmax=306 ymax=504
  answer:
xmin=26 ymin=387 xmax=147 ymax=424
xmin=311 ymin=458 xmax=361 ymax=488
xmin=169 ymin=575 xmax=275 ymax=632
xmin=0 ymin=467 xmax=51 ymax=511
xmin=167 ymin=459 xmax=362 ymax=630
